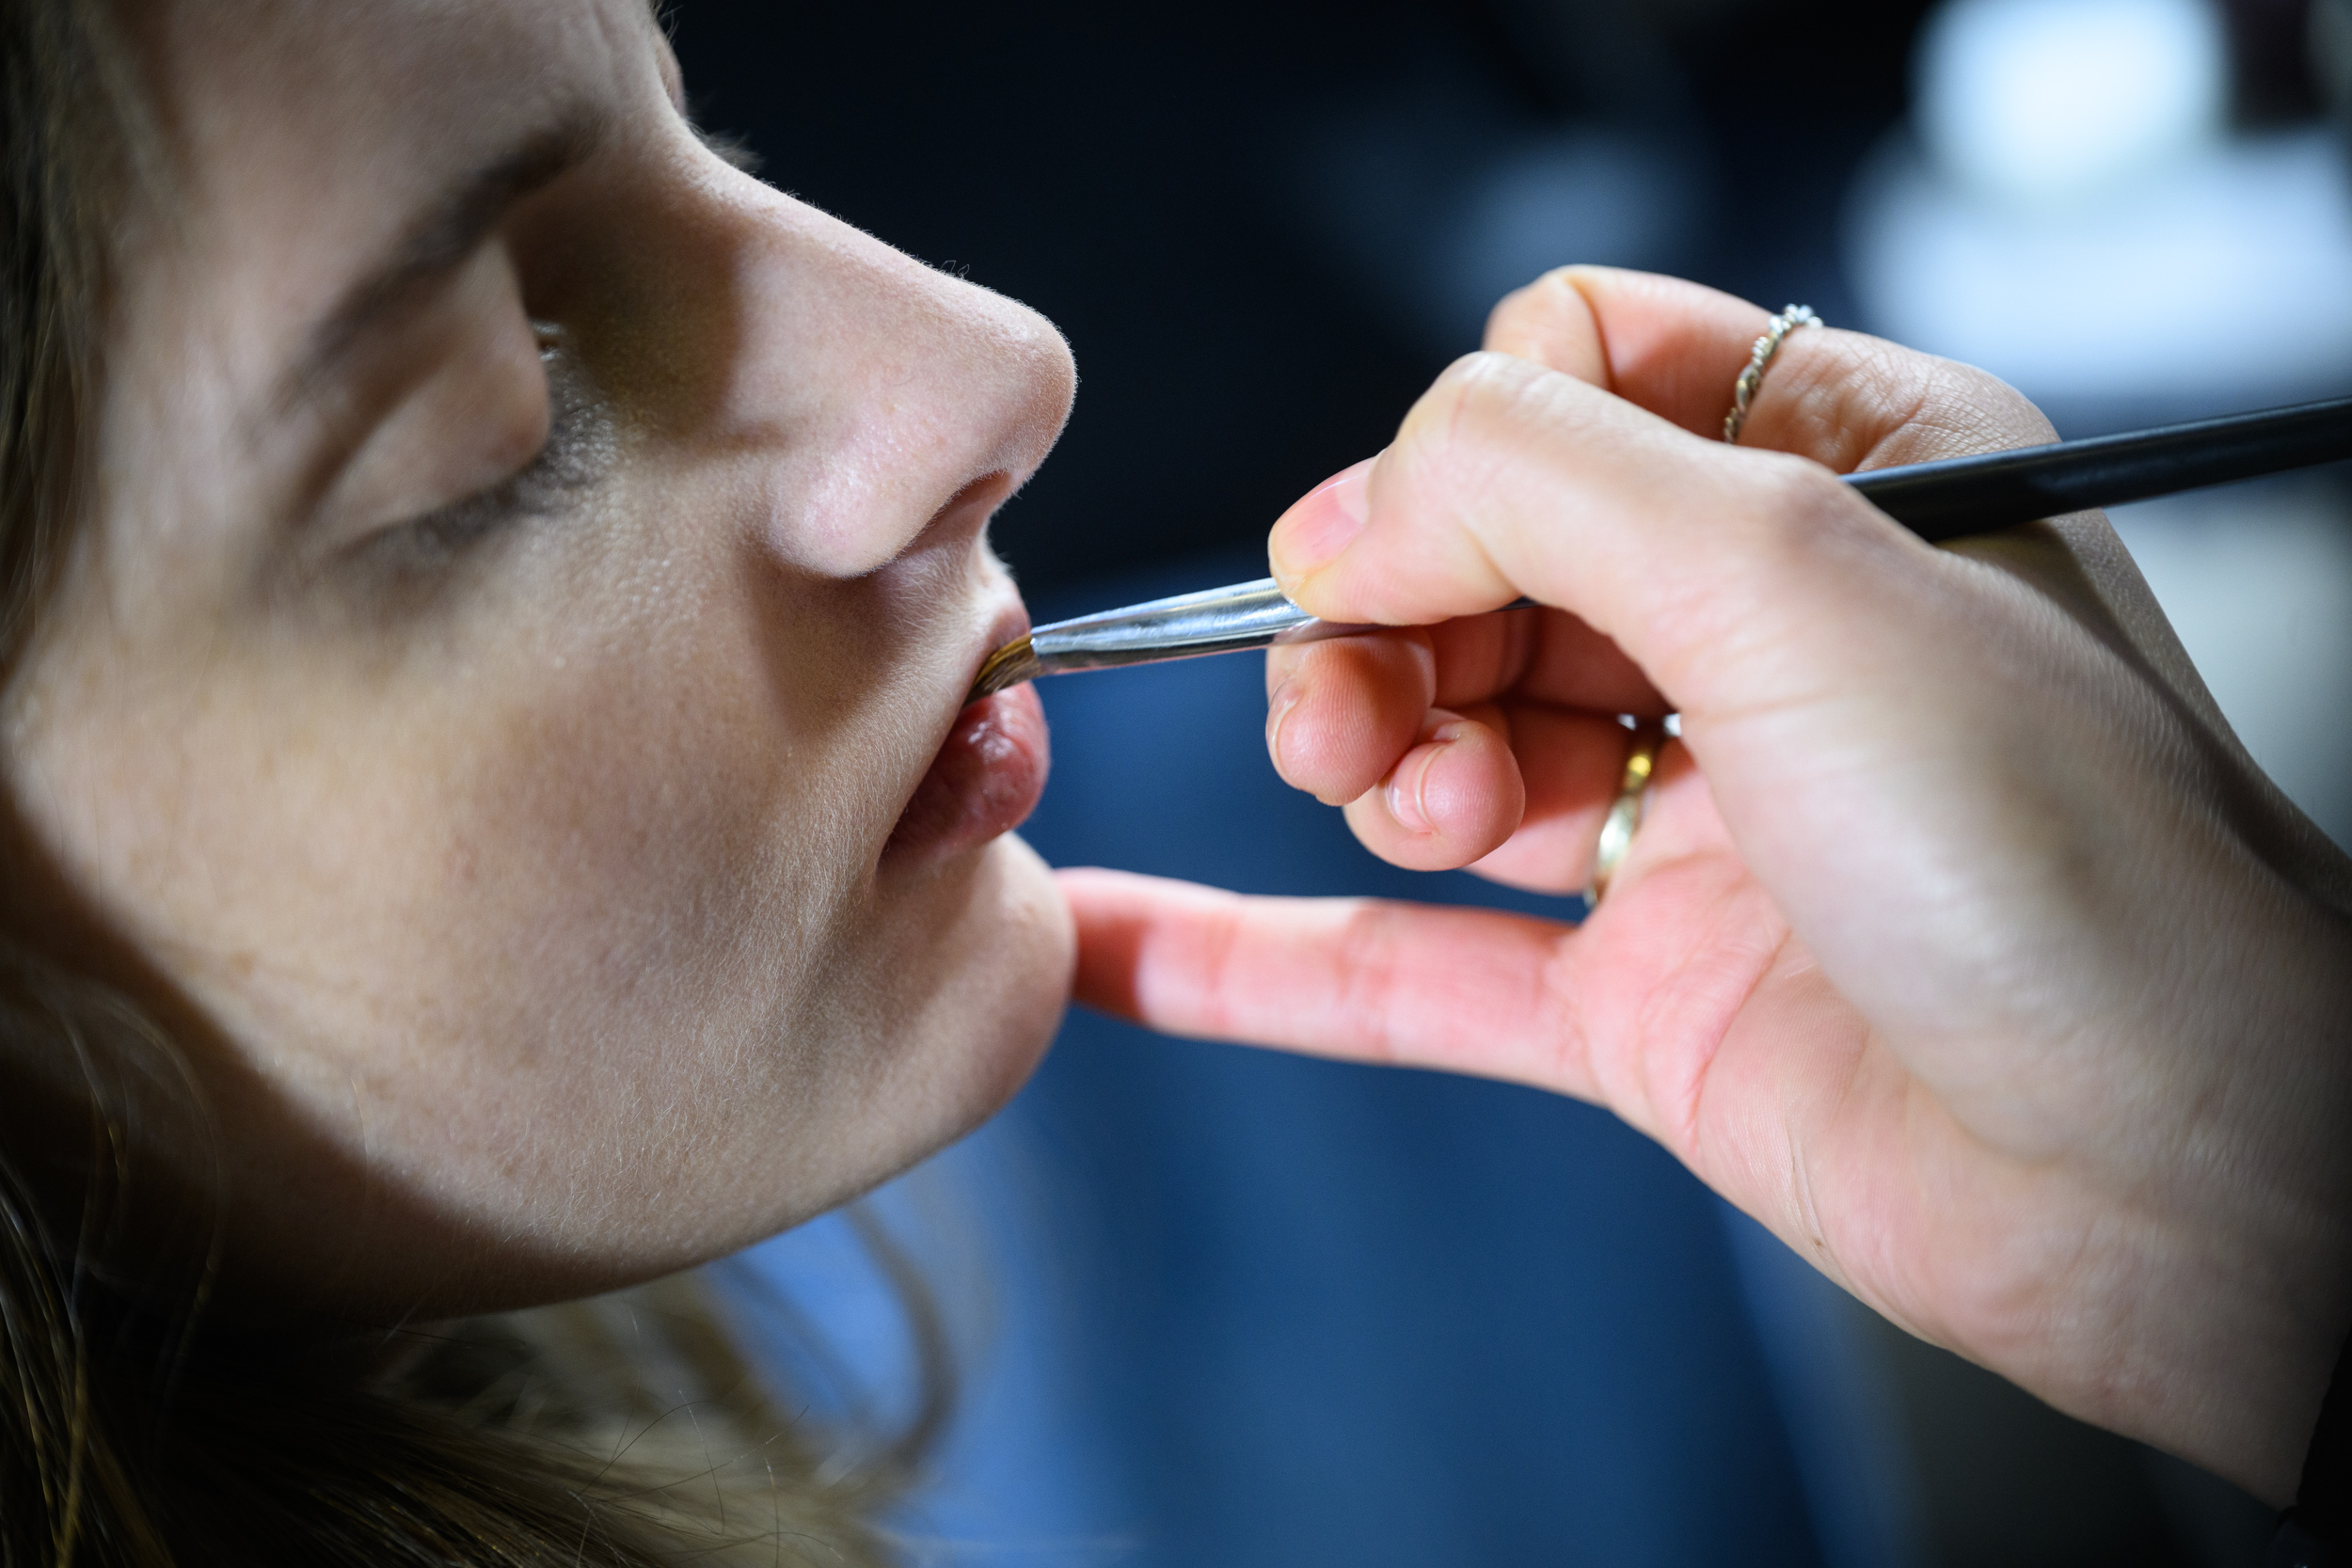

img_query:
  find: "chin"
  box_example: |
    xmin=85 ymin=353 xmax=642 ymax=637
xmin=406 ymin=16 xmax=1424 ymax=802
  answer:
xmin=802 ymin=826 xmax=1073 ymax=1226
xmin=917 ymin=828 xmax=1074 ymax=1132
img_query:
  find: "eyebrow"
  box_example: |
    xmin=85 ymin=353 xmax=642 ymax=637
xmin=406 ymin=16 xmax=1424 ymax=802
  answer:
xmin=276 ymin=106 xmax=606 ymax=417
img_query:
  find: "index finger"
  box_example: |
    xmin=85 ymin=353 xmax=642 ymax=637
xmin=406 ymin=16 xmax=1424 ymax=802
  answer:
xmin=1475 ymin=267 xmax=2236 ymax=737
xmin=1483 ymin=266 xmax=2048 ymax=470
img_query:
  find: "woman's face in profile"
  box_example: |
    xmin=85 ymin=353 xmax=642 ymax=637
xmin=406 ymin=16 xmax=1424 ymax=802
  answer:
xmin=0 ymin=0 xmax=1077 ymax=1314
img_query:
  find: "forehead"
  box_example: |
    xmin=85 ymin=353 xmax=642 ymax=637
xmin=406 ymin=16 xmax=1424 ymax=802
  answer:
xmin=103 ymin=0 xmax=668 ymax=523
xmin=152 ymin=0 xmax=655 ymax=181
xmin=132 ymin=0 xmax=660 ymax=359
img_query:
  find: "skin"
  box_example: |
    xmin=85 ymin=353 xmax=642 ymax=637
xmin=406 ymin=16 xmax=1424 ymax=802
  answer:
xmin=0 ymin=0 xmax=1076 ymax=1319
xmin=1064 ymin=268 xmax=2352 ymax=1503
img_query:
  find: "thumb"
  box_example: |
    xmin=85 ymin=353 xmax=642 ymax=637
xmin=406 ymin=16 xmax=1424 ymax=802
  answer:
xmin=1265 ymin=351 xmax=1921 ymax=722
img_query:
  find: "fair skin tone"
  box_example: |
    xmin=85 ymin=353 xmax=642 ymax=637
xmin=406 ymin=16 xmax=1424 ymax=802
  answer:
xmin=0 ymin=0 xmax=2338 ymax=1516
xmin=1 ymin=0 xmax=1076 ymax=1319
xmin=1062 ymin=268 xmax=2352 ymax=1503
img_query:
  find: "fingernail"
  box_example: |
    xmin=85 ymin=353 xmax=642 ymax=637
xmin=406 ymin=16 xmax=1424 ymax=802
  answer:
xmin=1385 ymin=722 xmax=1464 ymax=835
xmin=1270 ymin=457 xmax=1374 ymax=585
xmin=1265 ymin=678 xmax=1301 ymax=775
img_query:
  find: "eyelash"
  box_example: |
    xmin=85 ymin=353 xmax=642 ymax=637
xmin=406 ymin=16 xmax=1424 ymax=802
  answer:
xmin=389 ymin=327 xmax=610 ymax=562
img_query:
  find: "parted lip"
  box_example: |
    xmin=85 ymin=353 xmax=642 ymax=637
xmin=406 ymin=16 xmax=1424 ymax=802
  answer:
xmin=873 ymin=584 xmax=1046 ymax=869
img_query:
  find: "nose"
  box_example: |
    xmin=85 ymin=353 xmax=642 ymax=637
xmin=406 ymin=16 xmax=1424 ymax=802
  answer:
xmin=665 ymin=171 xmax=1078 ymax=580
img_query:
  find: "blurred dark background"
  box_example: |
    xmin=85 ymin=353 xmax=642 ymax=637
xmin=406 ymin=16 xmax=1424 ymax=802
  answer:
xmin=691 ymin=3 xmax=2352 ymax=1563
xmin=675 ymin=0 xmax=1941 ymax=594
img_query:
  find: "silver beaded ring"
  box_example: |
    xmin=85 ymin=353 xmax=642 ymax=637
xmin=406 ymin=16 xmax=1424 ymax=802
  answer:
xmin=1722 ymin=305 xmax=1823 ymax=445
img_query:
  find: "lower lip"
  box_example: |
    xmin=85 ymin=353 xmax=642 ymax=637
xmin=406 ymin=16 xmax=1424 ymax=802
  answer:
xmin=883 ymin=683 xmax=1051 ymax=865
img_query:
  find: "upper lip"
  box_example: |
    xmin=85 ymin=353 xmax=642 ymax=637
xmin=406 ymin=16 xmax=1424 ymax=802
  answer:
xmin=875 ymin=582 xmax=1030 ymax=852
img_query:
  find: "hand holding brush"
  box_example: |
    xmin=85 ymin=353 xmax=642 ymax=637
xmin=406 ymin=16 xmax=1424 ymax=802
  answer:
xmin=1057 ymin=267 xmax=2352 ymax=1520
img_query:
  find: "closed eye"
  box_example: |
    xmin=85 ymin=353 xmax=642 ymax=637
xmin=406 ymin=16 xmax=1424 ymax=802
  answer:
xmin=368 ymin=327 xmax=612 ymax=569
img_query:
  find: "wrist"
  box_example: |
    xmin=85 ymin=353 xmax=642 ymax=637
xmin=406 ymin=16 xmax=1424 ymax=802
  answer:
xmin=2119 ymin=901 xmax=2352 ymax=1502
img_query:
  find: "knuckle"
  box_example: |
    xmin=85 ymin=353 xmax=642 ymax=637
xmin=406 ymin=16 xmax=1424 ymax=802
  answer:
xmin=1409 ymin=352 xmax=1554 ymax=479
xmin=1427 ymin=348 xmax=1536 ymax=408
xmin=1772 ymin=332 xmax=2058 ymax=473
xmin=1483 ymin=266 xmax=1581 ymax=344
xmin=1755 ymin=448 xmax=1849 ymax=515
xmin=1722 ymin=451 xmax=1865 ymax=570
xmin=1906 ymin=357 xmax=2058 ymax=457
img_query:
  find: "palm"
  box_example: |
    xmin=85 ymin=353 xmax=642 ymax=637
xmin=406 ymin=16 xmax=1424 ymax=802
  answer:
xmin=1581 ymin=774 xmax=2100 ymax=1399
xmin=1060 ymin=713 xmax=2256 ymax=1458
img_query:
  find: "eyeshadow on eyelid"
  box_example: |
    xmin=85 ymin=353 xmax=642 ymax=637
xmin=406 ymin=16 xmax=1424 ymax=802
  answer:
xmin=368 ymin=339 xmax=615 ymax=569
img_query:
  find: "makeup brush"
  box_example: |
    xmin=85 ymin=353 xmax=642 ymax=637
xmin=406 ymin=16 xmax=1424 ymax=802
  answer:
xmin=970 ymin=393 xmax=2352 ymax=701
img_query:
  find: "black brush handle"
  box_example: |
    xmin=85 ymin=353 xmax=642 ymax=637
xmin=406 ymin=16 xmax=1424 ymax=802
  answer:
xmin=1847 ymin=395 xmax=2352 ymax=543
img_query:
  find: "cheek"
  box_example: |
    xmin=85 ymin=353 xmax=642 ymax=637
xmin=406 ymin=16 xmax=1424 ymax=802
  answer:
xmin=2 ymin=468 xmax=1058 ymax=1306
xmin=10 ymin=594 xmax=898 ymax=1206
xmin=310 ymin=679 xmax=834 ymax=1077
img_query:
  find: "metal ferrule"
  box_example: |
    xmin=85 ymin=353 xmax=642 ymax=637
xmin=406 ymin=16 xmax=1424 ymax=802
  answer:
xmin=1028 ymin=577 xmax=1367 ymax=674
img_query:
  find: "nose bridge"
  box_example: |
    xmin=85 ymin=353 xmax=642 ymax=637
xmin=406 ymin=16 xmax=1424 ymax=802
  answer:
xmin=713 ymin=182 xmax=1076 ymax=579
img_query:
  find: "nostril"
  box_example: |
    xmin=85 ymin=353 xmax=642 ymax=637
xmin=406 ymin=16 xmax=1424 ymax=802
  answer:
xmin=919 ymin=469 xmax=1019 ymax=550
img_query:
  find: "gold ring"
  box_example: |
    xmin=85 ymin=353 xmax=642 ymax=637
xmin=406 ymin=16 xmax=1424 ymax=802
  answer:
xmin=1589 ymin=724 xmax=1665 ymax=902
xmin=1723 ymin=305 xmax=1822 ymax=445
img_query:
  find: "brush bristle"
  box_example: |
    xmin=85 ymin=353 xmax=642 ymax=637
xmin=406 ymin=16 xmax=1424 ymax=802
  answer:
xmin=967 ymin=635 xmax=1041 ymax=702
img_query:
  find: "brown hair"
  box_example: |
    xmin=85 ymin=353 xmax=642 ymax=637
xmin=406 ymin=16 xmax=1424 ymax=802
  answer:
xmin=0 ymin=2 xmax=923 ymax=1561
